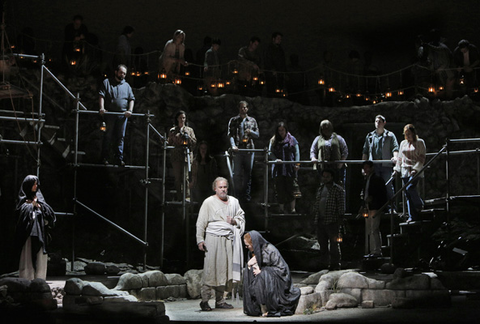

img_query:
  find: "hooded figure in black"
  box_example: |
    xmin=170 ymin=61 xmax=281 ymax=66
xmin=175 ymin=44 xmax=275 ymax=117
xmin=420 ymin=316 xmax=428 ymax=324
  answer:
xmin=14 ymin=175 xmax=56 ymax=280
xmin=243 ymin=230 xmax=300 ymax=317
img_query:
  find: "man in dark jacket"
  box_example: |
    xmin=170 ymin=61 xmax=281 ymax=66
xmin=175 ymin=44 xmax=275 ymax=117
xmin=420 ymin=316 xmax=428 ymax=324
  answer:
xmin=362 ymin=160 xmax=388 ymax=258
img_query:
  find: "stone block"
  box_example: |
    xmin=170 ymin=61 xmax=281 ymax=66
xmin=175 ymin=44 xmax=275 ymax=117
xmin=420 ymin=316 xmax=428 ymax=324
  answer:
xmin=82 ymin=281 xmax=117 ymax=296
xmin=325 ymin=292 xmax=358 ymax=310
xmin=139 ymin=272 xmax=150 ymax=287
xmin=65 ymin=278 xmax=84 ymax=295
xmin=337 ymin=272 xmax=368 ymax=289
xmin=339 ymin=288 xmax=362 ymax=302
xmin=156 ymin=286 xmax=168 ymax=300
xmin=366 ymin=277 xmax=386 ymax=289
xmin=178 ymin=284 xmax=187 ymax=298
xmin=138 ymin=287 xmax=157 ymax=301
xmin=299 ymin=270 xmax=329 ymax=285
xmin=105 ymin=265 xmax=120 ymax=275
xmin=103 ymin=295 xmax=138 ymax=302
xmin=30 ymin=278 xmax=51 ymax=293
xmin=84 ymin=262 xmax=106 ymax=275
xmin=114 ymin=273 xmax=143 ymax=290
xmin=165 ymin=285 xmax=179 ymax=298
xmin=184 ymin=269 xmax=202 ymax=299
xmin=315 ymin=280 xmax=330 ymax=293
xmin=362 ymin=289 xmax=404 ymax=306
xmin=165 ymin=273 xmax=186 ymax=285
xmin=295 ymin=291 xmax=322 ymax=314
xmin=300 ymin=286 xmax=314 ymax=295
xmin=0 ymin=278 xmax=30 ymax=293
xmin=85 ymin=296 xmax=104 ymax=305
xmin=144 ymin=270 xmax=168 ymax=287
xmin=361 ymin=300 xmax=375 ymax=308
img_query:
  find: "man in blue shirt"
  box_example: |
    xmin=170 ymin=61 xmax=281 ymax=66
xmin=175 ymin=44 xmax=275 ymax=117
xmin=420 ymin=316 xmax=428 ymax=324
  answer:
xmin=99 ymin=64 xmax=135 ymax=166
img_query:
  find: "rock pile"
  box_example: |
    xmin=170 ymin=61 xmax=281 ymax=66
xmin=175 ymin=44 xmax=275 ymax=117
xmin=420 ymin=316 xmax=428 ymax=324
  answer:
xmin=295 ymin=268 xmax=450 ymax=314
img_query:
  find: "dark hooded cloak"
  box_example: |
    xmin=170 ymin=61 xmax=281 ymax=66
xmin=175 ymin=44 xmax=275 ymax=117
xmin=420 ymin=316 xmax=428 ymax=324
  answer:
xmin=14 ymin=175 xmax=56 ymax=270
xmin=243 ymin=230 xmax=300 ymax=317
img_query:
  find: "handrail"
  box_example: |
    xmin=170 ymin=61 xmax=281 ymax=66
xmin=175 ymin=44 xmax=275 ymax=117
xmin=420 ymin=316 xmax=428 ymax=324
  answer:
xmin=78 ymin=110 xmax=150 ymax=117
xmin=42 ymin=65 xmax=88 ymax=110
xmin=149 ymin=123 xmax=166 ymax=143
xmin=75 ymin=200 xmax=148 ymax=247
xmin=370 ymin=145 xmax=447 ymax=265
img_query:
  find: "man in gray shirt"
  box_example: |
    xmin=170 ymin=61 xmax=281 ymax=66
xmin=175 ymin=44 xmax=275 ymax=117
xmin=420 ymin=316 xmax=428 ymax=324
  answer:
xmin=99 ymin=64 xmax=135 ymax=166
xmin=362 ymin=115 xmax=398 ymax=205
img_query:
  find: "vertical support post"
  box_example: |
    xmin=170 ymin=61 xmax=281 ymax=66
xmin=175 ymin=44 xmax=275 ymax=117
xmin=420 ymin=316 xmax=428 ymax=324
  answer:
xmin=477 ymin=148 xmax=480 ymax=195
xmin=71 ymin=92 xmax=81 ymax=271
xmin=445 ymin=140 xmax=450 ymax=239
xmin=36 ymin=54 xmax=46 ymax=177
xmin=143 ymin=112 xmax=151 ymax=271
xmin=161 ymin=135 xmax=167 ymax=268
xmin=264 ymin=148 xmax=269 ymax=231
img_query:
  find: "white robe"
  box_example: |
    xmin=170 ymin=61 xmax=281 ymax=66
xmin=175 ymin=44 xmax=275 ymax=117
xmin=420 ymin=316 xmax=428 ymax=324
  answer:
xmin=196 ymin=195 xmax=245 ymax=287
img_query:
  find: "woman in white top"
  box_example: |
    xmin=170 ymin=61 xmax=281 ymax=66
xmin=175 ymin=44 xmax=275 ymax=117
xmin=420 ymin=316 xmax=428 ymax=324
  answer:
xmin=159 ymin=30 xmax=187 ymax=79
xmin=394 ymin=124 xmax=426 ymax=222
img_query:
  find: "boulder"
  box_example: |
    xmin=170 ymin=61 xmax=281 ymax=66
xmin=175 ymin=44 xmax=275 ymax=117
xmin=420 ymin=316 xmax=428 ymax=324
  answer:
xmin=141 ymin=270 xmax=168 ymax=287
xmin=337 ymin=272 xmax=368 ymax=289
xmin=300 ymin=270 xmax=329 ymax=285
xmin=325 ymin=293 xmax=358 ymax=310
xmin=300 ymin=286 xmax=314 ymax=295
xmin=184 ymin=269 xmax=202 ymax=299
xmin=165 ymin=273 xmax=186 ymax=285
xmin=82 ymin=281 xmax=127 ymax=297
xmin=114 ymin=273 xmax=143 ymax=290
xmin=30 ymin=278 xmax=51 ymax=293
xmin=295 ymin=291 xmax=322 ymax=315
xmin=65 ymin=278 xmax=85 ymax=295
xmin=84 ymin=262 xmax=106 ymax=275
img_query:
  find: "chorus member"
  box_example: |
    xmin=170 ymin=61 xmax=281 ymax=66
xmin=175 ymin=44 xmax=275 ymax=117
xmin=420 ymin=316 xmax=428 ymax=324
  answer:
xmin=310 ymin=120 xmax=348 ymax=187
xmin=268 ymin=122 xmax=300 ymax=213
xmin=99 ymin=64 xmax=135 ymax=166
xmin=362 ymin=160 xmax=388 ymax=258
xmin=168 ymin=110 xmax=197 ymax=201
xmin=362 ymin=115 xmax=399 ymax=204
xmin=159 ymin=30 xmax=187 ymax=79
xmin=312 ymin=169 xmax=345 ymax=270
xmin=394 ymin=124 xmax=426 ymax=222
xmin=227 ymin=101 xmax=259 ymax=201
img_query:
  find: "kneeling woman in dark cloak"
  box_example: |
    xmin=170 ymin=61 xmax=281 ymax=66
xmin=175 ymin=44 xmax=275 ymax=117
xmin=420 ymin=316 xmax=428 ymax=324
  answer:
xmin=14 ymin=175 xmax=56 ymax=280
xmin=243 ymin=230 xmax=301 ymax=317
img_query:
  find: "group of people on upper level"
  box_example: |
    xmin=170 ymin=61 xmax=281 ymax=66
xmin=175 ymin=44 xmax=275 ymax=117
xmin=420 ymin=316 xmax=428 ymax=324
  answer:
xmin=167 ymin=101 xmax=426 ymax=272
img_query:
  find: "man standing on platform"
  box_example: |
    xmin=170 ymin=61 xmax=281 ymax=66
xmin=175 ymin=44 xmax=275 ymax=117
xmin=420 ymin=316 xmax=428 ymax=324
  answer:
xmin=99 ymin=64 xmax=135 ymax=166
xmin=196 ymin=177 xmax=246 ymax=311
xmin=362 ymin=115 xmax=398 ymax=207
xmin=362 ymin=160 xmax=388 ymax=258
xmin=227 ymin=101 xmax=259 ymax=201
xmin=313 ymin=169 xmax=345 ymax=270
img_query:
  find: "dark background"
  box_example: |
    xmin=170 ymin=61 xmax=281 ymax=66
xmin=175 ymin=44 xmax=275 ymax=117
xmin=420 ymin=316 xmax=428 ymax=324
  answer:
xmin=6 ymin=0 xmax=480 ymax=78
